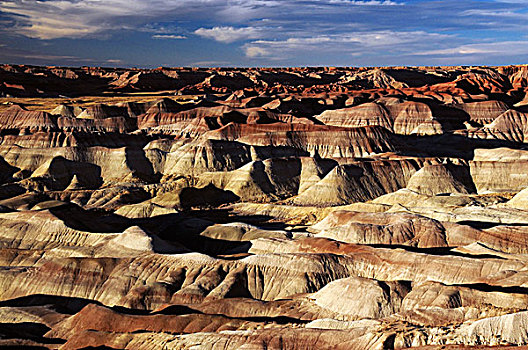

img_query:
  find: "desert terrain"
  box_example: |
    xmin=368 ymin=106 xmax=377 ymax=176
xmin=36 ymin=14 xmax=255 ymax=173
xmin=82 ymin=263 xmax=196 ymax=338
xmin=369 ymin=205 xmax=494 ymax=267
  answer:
xmin=1 ymin=64 xmax=528 ymax=349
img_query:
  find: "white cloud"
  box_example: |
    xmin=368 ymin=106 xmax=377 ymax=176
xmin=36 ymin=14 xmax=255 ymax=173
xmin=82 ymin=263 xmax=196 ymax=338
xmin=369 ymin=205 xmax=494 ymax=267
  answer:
xmin=243 ymin=31 xmax=453 ymax=59
xmin=328 ymin=0 xmax=403 ymax=5
xmin=194 ymin=26 xmax=264 ymax=43
xmin=0 ymin=0 xmax=228 ymax=39
xmin=461 ymin=9 xmax=528 ymax=19
xmin=105 ymin=59 xmax=124 ymax=64
xmin=0 ymin=0 xmax=284 ymax=39
xmin=152 ymin=34 xmax=187 ymax=39
xmin=245 ymin=46 xmax=270 ymax=58
xmin=414 ymin=41 xmax=528 ymax=56
xmin=190 ymin=60 xmax=230 ymax=66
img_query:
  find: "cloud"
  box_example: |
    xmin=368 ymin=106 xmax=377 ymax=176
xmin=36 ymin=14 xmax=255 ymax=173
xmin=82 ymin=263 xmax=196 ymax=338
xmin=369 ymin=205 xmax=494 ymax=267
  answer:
xmin=0 ymin=0 xmax=407 ymax=40
xmin=1 ymin=0 xmax=527 ymax=66
xmin=328 ymin=0 xmax=403 ymax=5
xmin=105 ymin=59 xmax=124 ymax=64
xmin=245 ymin=46 xmax=271 ymax=58
xmin=1 ymin=0 xmax=525 ymax=41
xmin=0 ymin=0 xmax=281 ymax=39
xmin=190 ymin=60 xmax=230 ymax=66
xmin=0 ymin=0 xmax=227 ymax=39
xmin=414 ymin=41 xmax=528 ymax=57
xmin=1 ymin=50 xmax=95 ymax=63
xmin=152 ymin=34 xmax=187 ymax=39
xmin=243 ymin=31 xmax=454 ymax=59
xmin=0 ymin=45 xmax=125 ymax=66
xmin=194 ymin=26 xmax=264 ymax=43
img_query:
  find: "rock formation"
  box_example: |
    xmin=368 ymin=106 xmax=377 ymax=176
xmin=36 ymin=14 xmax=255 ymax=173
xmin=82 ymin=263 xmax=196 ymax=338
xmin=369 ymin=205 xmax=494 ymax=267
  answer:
xmin=1 ymin=64 xmax=528 ymax=349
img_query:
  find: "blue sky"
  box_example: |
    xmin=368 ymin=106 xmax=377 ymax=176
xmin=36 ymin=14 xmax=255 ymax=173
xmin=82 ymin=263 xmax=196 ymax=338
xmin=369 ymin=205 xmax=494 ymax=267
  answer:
xmin=0 ymin=0 xmax=527 ymax=67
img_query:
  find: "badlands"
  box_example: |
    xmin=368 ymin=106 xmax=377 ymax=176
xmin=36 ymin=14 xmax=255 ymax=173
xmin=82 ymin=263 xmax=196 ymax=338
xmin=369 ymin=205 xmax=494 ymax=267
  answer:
xmin=1 ymin=64 xmax=528 ymax=349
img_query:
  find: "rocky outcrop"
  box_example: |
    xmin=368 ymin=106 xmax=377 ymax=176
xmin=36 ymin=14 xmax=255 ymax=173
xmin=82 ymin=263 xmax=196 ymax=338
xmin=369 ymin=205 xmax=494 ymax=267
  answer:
xmin=316 ymin=102 xmax=392 ymax=129
xmin=0 ymin=105 xmax=57 ymax=131
xmin=293 ymin=159 xmax=419 ymax=206
xmin=406 ymin=163 xmax=475 ymax=196
xmin=455 ymin=100 xmax=509 ymax=125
